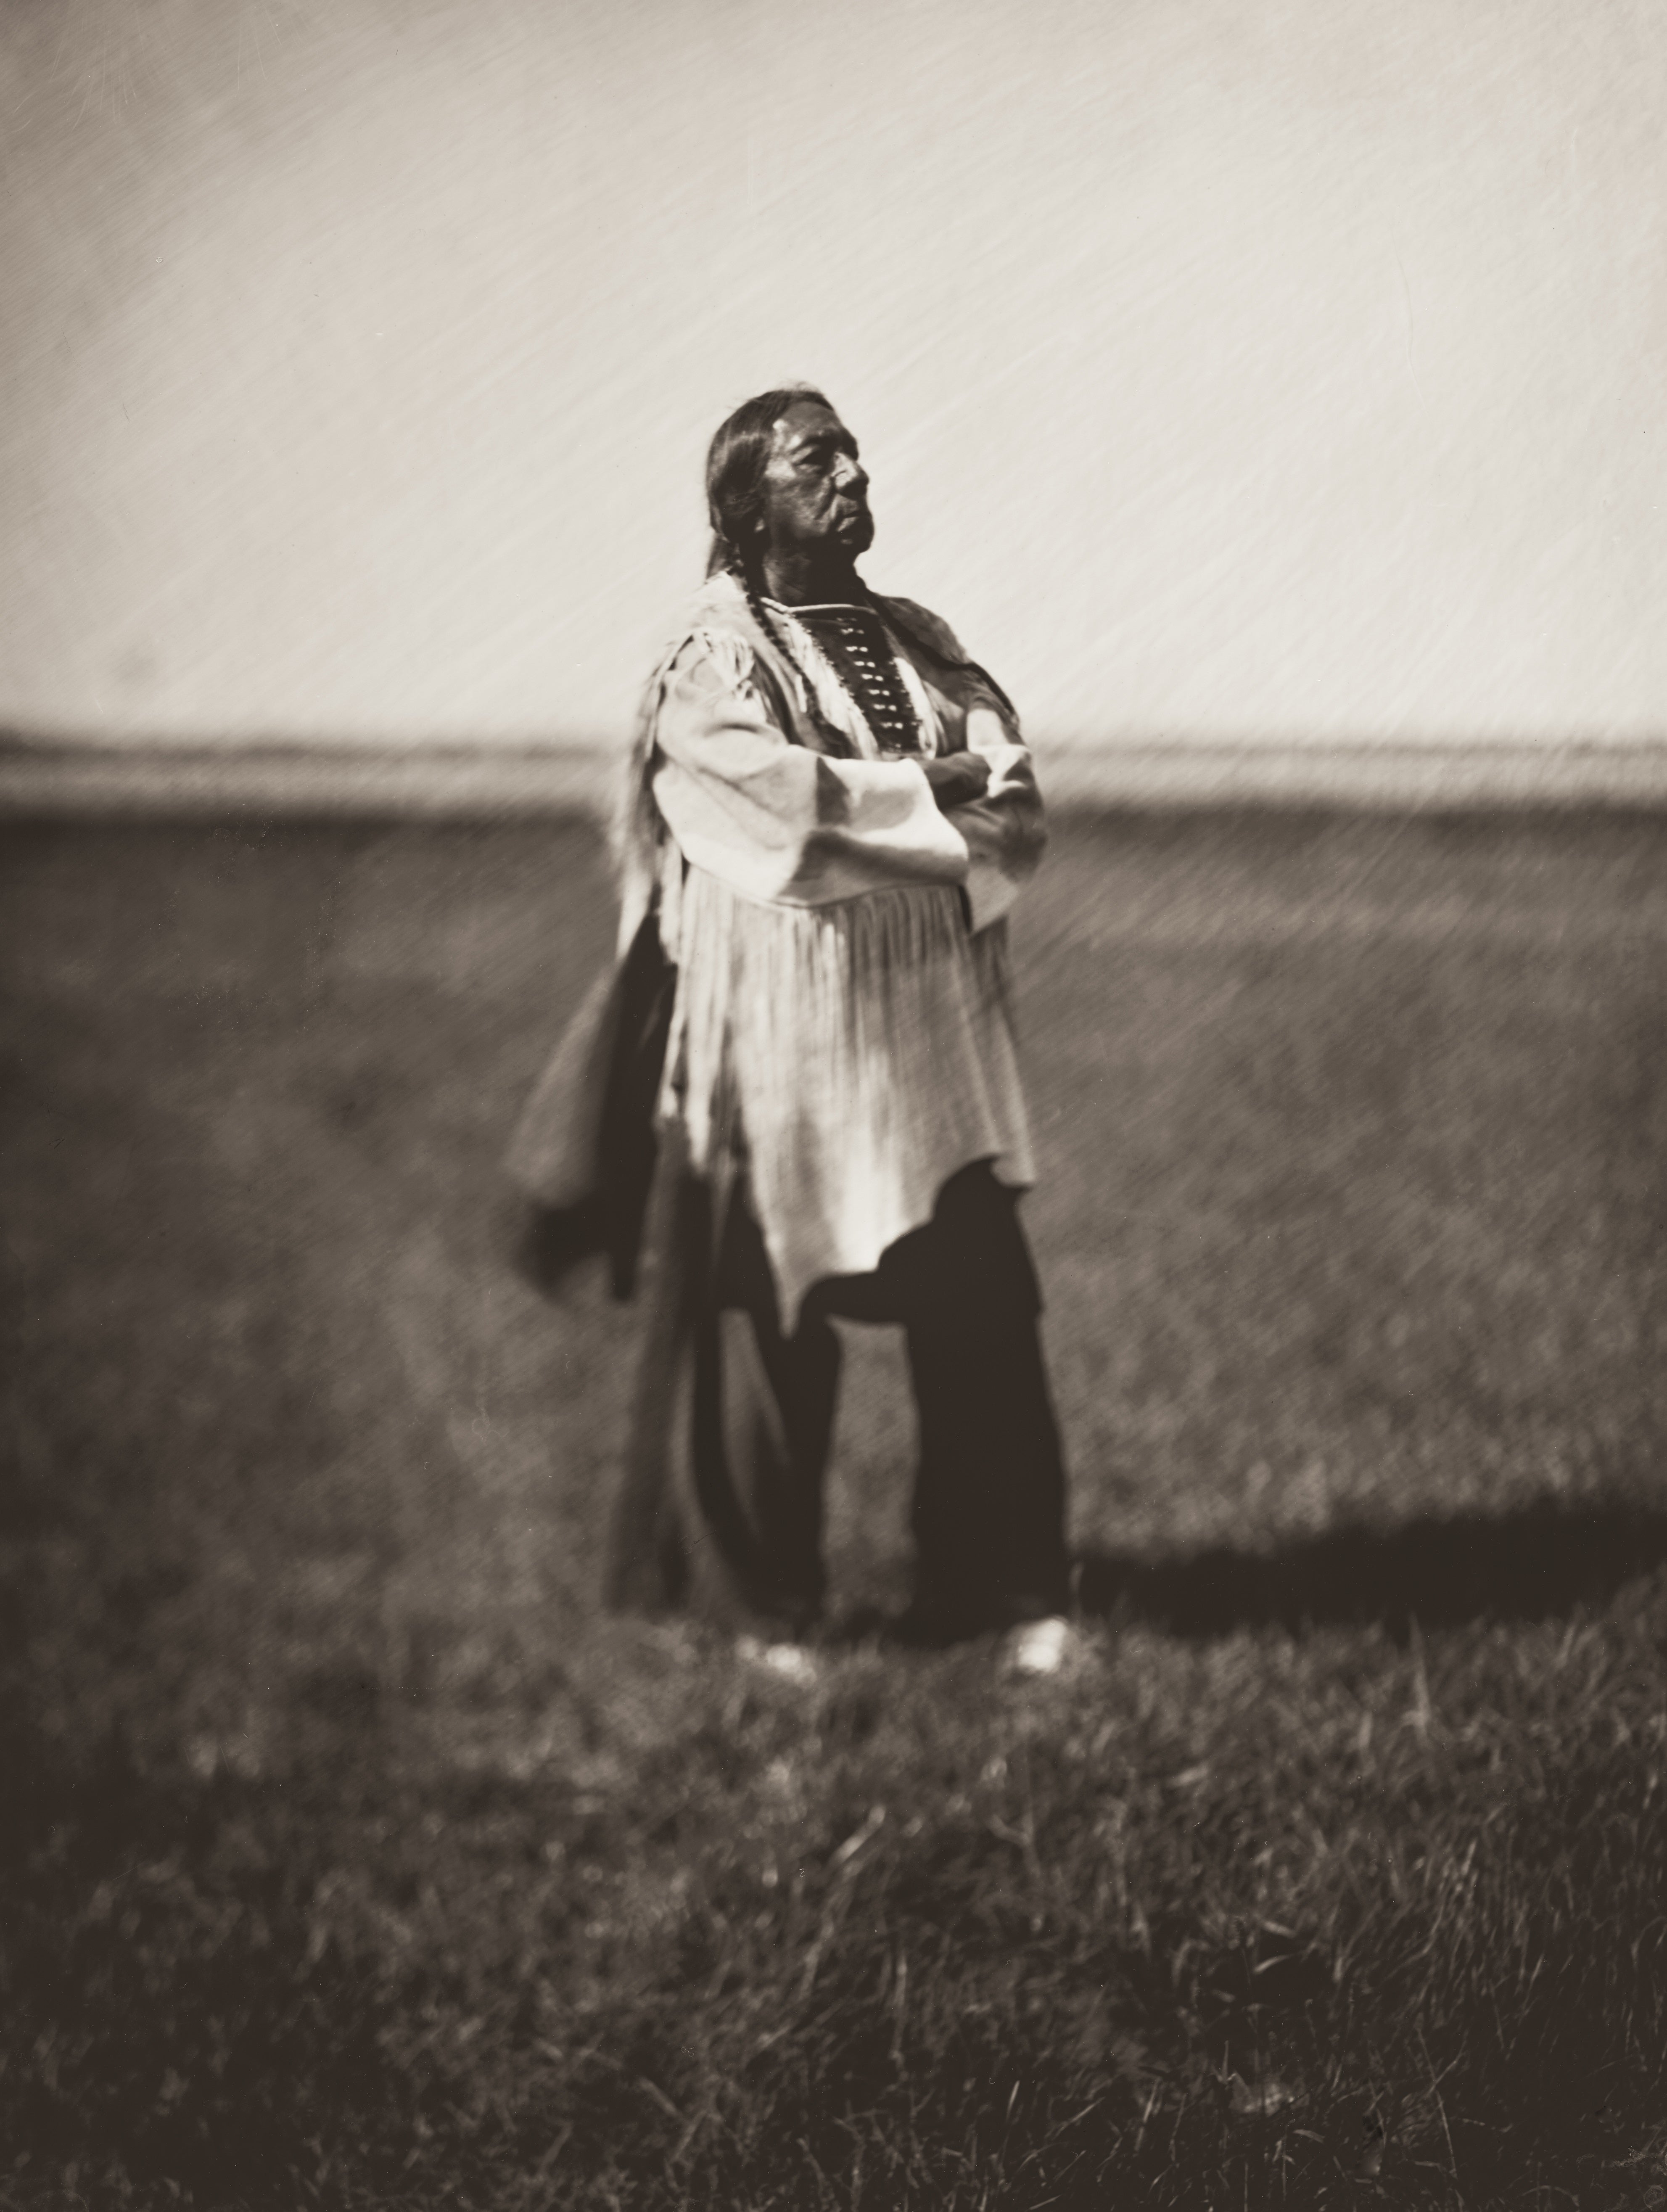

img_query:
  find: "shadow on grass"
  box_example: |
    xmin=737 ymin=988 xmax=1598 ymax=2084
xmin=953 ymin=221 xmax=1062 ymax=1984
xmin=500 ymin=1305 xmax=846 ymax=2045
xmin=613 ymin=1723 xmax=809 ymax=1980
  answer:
xmin=1076 ymin=1498 xmax=1667 ymax=1639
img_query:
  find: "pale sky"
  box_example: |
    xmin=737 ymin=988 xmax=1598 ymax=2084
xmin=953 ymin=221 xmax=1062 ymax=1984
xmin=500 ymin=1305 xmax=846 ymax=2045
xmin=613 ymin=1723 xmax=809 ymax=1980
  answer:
xmin=2 ymin=0 xmax=1663 ymax=746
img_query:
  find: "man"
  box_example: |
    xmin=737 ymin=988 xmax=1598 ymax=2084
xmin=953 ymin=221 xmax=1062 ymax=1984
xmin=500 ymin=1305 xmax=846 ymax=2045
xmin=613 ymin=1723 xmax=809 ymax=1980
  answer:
xmin=510 ymin=386 xmax=1072 ymax=1671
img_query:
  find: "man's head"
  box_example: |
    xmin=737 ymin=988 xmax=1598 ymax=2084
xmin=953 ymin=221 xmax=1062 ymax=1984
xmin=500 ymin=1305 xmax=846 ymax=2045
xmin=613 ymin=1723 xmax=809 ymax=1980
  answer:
xmin=705 ymin=387 xmax=873 ymax=587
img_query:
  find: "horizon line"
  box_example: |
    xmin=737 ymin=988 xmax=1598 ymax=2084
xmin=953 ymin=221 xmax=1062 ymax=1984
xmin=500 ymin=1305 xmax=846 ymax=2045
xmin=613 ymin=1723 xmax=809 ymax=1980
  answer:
xmin=6 ymin=731 xmax=1667 ymax=816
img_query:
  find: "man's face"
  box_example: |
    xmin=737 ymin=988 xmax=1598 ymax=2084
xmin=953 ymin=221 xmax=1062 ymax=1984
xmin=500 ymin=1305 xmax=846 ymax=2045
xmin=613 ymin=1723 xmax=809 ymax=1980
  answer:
xmin=757 ymin=400 xmax=874 ymax=565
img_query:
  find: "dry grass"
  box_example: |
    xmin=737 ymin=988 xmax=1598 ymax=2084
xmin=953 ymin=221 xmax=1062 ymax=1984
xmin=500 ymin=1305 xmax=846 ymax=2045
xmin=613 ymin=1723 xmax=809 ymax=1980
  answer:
xmin=3 ymin=810 xmax=1666 ymax=2209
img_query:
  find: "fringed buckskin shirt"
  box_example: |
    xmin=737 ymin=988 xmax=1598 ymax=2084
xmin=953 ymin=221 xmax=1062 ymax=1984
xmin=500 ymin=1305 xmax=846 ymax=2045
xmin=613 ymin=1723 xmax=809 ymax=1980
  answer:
xmin=617 ymin=570 xmax=1046 ymax=1325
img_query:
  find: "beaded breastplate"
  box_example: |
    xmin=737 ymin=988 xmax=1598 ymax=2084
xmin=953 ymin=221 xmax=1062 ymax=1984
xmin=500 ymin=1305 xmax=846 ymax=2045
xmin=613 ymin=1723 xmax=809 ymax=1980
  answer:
xmin=769 ymin=600 xmax=928 ymax=758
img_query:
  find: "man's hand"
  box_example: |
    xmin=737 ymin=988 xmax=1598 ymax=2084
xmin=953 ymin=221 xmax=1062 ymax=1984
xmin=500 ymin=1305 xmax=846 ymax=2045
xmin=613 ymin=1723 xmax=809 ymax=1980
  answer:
xmin=920 ymin=751 xmax=992 ymax=810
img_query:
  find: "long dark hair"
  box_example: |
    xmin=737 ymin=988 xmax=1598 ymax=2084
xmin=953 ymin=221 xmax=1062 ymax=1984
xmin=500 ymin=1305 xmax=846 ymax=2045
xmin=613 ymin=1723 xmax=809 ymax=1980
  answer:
xmin=704 ymin=385 xmax=833 ymax=581
xmin=701 ymin=385 xmax=1017 ymax=729
xmin=704 ymin=387 xmax=857 ymax=745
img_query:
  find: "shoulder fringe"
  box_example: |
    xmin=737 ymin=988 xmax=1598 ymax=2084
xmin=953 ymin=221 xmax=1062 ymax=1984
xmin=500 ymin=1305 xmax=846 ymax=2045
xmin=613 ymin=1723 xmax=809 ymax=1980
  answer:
xmin=610 ymin=579 xmax=783 ymax=951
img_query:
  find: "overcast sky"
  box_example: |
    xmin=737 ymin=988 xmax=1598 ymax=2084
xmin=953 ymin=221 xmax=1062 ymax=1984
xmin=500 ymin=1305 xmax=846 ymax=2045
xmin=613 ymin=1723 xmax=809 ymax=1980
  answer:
xmin=2 ymin=0 xmax=1663 ymax=745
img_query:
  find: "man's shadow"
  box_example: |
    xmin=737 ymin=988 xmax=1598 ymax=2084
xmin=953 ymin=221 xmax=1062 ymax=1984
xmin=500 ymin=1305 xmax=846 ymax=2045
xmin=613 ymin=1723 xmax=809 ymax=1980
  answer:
xmin=1074 ymin=1499 xmax=1667 ymax=1639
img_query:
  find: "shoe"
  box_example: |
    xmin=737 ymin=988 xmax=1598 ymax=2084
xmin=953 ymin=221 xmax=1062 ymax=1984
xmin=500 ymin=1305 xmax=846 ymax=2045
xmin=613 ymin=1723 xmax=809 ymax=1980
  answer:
xmin=1003 ymin=1615 xmax=1076 ymax=1678
xmin=736 ymin=1635 xmax=820 ymax=1686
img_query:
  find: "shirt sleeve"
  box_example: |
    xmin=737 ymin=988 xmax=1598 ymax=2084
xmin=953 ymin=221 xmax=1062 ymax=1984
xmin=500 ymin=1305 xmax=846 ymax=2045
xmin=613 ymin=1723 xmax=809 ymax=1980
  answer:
xmin=946 ymin=709 xmax=1048 ymax=933
xmin=881 ymin=600 xmax=1046 ymax=934
xmin=649 ymin=634 xmax=970 ymax=908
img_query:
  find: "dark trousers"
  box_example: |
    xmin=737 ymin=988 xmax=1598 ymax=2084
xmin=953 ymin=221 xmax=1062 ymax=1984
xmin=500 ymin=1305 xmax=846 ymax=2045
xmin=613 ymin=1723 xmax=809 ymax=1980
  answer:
xmin=605 ymin=1146 xmax=1070 ymax=1636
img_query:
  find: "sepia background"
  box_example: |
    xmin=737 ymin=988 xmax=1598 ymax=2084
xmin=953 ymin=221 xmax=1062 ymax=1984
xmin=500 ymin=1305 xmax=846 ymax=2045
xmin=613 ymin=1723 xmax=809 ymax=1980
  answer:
xmin=3 ymin=3 xmax=1667 ymax=2207
xmin=4 ymin=0 xmax=1667 ymax=756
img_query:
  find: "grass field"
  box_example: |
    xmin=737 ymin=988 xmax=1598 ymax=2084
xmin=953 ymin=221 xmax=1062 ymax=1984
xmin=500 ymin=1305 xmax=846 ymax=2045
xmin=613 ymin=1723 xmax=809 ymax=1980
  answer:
xmin=3 ymin=809 xmax=1666 ymax=2209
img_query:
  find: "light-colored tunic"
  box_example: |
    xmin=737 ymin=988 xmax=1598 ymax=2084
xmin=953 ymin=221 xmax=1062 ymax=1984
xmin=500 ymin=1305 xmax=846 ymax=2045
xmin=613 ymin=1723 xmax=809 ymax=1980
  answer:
xmin=626 ymin=572 xmax=1047 ymax=1325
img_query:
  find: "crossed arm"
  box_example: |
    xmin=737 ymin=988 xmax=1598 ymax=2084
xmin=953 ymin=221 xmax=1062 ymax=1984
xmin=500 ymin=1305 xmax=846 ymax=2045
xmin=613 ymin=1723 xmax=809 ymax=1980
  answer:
xmin=649 ymin=640 xmax=1044 ymax=929
xmin=921 ymin=751 xmax=992 ymax=807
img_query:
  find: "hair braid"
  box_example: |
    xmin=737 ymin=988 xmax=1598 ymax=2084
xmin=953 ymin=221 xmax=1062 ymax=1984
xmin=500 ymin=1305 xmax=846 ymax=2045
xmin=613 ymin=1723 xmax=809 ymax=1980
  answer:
xmin=736 ymin=559 xmax=857 ymax=758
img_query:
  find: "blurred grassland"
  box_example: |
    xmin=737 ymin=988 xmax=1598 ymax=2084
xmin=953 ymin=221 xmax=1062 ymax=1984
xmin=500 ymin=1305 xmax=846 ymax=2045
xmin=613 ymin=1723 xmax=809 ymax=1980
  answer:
xmin=2 ymin=810 xmax=1666 ymax=2208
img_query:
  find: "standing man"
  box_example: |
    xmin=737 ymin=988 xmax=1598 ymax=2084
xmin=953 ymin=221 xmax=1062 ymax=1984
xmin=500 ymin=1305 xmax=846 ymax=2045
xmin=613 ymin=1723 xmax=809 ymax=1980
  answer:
xmin=511 ymin=386 xmax=1073 ymax=1671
